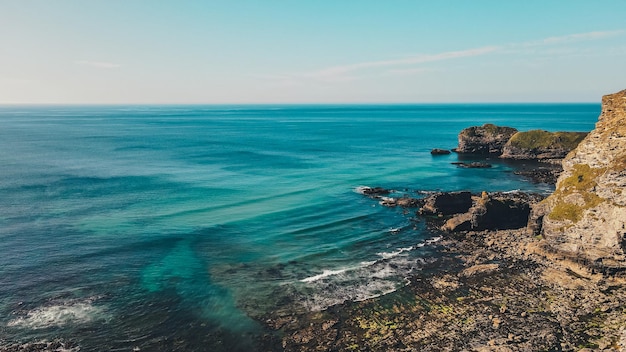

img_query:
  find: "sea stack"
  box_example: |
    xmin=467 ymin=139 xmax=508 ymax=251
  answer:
xmin=539 ymin=89 xmax=626 ymax=271
xmin=455 ymin=123 xmax=518 ymax=155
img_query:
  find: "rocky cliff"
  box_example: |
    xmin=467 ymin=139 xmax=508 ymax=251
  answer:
xmin=455 ymin=123 xmax=518 ymax=154
xmin=501 ymin=130 xmax=587 ymax=160
xmin=540 ymin=89 xmax=626 ymax=271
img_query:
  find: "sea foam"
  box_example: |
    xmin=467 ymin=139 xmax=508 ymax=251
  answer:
xmin=7 ymin=299 xmax=107 ymax=329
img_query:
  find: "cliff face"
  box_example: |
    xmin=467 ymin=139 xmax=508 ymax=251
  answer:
xmin=541 ymin=89 xmax=626 ymax=270
xmin=501 ymin=130 xmax=587 ymax=160
xmin=455 ymin=124 xmax=518 ymax=154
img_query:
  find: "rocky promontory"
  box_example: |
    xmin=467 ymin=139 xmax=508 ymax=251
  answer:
xmin=454 ymin=123 xmax=518 ymax=154
xmin=454 ymin=125 xmax=587 ymax=163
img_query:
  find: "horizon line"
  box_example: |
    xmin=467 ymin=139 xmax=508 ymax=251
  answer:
xmin=0 ymin=101 xmax=600 ymax=107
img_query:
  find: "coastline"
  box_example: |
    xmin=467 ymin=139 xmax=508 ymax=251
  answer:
xmin=260 ymin=91 xmax=626 ymax=351
xmin=262 ymin=224 xmax=626 ymax=351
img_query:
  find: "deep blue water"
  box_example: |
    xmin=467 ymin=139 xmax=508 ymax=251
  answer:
xmin=0 ymin=104 xmax=599 ymax=350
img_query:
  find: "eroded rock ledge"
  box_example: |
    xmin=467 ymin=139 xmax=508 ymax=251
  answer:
xmin=539 ymin=89 xmax=626 ymax=272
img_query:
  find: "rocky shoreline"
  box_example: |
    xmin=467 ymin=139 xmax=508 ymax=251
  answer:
xmin=263 ymin=225 xmax=626 ymax=351
xmin=259 ymin=90 xmax=626 ymax=351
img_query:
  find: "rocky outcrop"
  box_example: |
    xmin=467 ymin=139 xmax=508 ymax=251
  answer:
xmin=430 ymin=148 xmax=451 ymax=155
xmin=501 ymin=130 xmax=587 ymax=160
xmin=443 ymin=191 xmax=544 ymax=232
xmin=513 ymin=164 xmax=563 ymax=184
xmin=455 ymin=124 xmax=518 ymax=155
xmin=419 ymin=191 xmax=473 ymax=216
xmin=540 ymin=89 xmax=626 ymax=271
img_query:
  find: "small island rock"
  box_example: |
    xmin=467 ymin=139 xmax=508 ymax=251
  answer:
xmin=455 ymin=124 xmax=518 ymax=155
xmin=431 ymin=148 xmax=452 ymax=155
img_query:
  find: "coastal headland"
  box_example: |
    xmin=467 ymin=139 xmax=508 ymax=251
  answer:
xmin=261 ymin=90 xmax=626 ymax=351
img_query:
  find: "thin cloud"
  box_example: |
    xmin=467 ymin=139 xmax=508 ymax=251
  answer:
xmin=527 ymin=30 xmax=624 ymax=47
xmin=306 ymin=46 xmax=498 ymax=79
xmin=75 ymin=60 xmax=121 ymax=69
xmin=264 ymin=29 xmax=623 ymax=83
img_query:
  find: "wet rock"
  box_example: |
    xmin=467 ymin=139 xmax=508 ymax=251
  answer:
xmin=431 ymin=148 xmax=452 ymax=155
xmin=419 ymin=191 xmax=473 ymax=216
xmin=455 ymin=124 xmax=518 ymax=155
xmin=513 ymin=165 xmax=562 ymax=184
xmin=358 ymin=186 xmax=391 ymax=196
xmin=379 ymin=196 xmax=422 ymax=208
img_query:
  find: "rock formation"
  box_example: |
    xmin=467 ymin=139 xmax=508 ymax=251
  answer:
xmin=540 ymin=89 xmax=626 ymax=271
xmin=454 ymin=123 xmax=518 ymax=155
xmin=500 ymin=130 xmax=587 ymax=160
xmin=419 ymin=191 xmax=473 ymax=216
xmin=430 ymin=148 xmax=451 ymax=155
xmin=443 ymin=191 xmax=544 ymax=232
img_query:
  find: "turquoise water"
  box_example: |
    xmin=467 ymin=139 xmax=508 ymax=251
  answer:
xmin=0 ymin=104 xmax=599 ymax=350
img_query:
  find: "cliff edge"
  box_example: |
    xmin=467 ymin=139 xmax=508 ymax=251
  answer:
xmin=540 ymin=89 xmax=626 ymax=271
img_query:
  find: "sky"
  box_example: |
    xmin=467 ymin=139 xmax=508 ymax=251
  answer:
xmin=1 ymin=0 xmax=625 ymax=104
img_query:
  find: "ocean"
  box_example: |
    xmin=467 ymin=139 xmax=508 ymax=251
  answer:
xmin=0 ymin=104 xmax=599 ymax=350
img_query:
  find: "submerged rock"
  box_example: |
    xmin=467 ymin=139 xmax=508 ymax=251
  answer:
xmin=455 ymin=123 xmax=518 ymax=155
xmin=451 ymin=161 xmax=492 ymax=168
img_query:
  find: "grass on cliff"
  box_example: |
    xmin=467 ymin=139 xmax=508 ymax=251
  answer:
xmin=548 ymin=164 xmax=605 ymax=223
xmin=508 ymin=130 xmax=587 ymax=150
xmin=461 ymin=123 xmax=517 ymax=137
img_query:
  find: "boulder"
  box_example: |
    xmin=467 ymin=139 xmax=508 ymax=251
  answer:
xmin=419 ymin=191 xmax=473 ymax=216
xmin=455 ymin=124 xmax=518 ymax=155
xmin=501 ymin=130 xmax=588 ymax=160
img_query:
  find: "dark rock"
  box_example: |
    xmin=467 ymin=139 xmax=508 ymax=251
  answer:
xmin=357 ymin=186 xmax=391 ymax=196
xmin=420 ymin=191 xmax=473 ymax=216
xmin=379 ymin=196 xmax=423 ymax=208
xmin=443 ymin=191 xmax=545 ymax=232
xmin=513 ymin=165 xmax=562 ymax=184
xmin=455 ymin=124 xmax=518 ymax=155
xmin=452 ymin=162 xmax=493 ymax=168
xmin=431 ymin=148 xmax=452 ymax=155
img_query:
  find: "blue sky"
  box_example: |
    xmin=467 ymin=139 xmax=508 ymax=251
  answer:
xmin=1 ymin=1 xmax=625 ymax=104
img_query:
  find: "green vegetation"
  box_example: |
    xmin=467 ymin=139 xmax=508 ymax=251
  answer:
xmin=508 ymin=130 xmax=587 ymax=150
xmin=461 ymin=123 xmax=516 ymax=137
xmin=548 ymin=164 xmax=605 ymax=222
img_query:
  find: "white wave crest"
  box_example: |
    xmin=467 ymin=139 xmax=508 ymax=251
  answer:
xmin=377 ymin=246 xmax=414 ymax=259
xmin=8 ymin=300 xmax=106 ymax=329
xmin=300 ymin=268 xmax=350 ymax=283
xmin=295 ymin=236 xmax=444 ymax=311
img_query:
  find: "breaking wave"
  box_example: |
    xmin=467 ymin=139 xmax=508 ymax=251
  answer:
xmin=297 ymin=236 xmax=441 ymax=311
xmin=7 ymin=298 xmax=108 ymax=330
